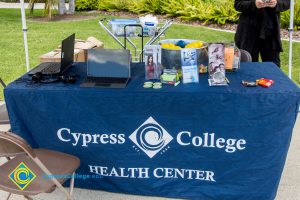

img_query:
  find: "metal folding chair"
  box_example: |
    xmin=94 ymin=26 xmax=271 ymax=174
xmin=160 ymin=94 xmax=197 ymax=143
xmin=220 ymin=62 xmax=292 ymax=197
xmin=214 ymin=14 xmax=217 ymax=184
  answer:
xmin=240 ymin=49 xmax=252 ymax=62
xmin=0 ymin=131 xmax=80 ymax=200
xmin=0 ymin=78 xmax=9 ymax=126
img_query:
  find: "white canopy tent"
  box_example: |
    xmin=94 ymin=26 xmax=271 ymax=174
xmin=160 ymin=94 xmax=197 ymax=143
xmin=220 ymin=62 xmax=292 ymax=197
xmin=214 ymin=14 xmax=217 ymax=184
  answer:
xmin=288 ymin=0 xmax=295 ymax=79
xmin=19 ymin=1 xmax=296 ymax=76
xmin=20 ymin=0 xmax=30 ymax=72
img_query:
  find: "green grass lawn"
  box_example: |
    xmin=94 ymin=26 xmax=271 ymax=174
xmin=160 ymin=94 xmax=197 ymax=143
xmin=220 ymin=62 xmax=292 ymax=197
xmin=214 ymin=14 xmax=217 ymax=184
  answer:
xmin=0 ymin=9 xmax=299 ymax=100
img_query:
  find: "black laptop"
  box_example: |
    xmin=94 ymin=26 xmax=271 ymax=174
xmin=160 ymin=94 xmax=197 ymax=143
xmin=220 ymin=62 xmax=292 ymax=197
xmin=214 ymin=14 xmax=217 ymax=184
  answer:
xmin=29 ymin=33 xmax=75 ymax=76
xmin=80 ymin=49 xmax=131 ymax=88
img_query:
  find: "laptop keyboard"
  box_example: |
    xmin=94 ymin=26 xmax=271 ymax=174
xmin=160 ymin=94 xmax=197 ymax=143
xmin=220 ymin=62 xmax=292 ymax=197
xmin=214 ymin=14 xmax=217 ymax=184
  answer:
xmin=41 ymin=63 xmax=60 ymax=74
xmin=86 ymin=77 xmax=128 ymax=84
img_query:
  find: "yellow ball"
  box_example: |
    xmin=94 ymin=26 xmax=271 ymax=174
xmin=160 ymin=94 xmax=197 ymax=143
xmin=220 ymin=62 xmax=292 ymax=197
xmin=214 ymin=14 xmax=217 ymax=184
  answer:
xmin=196 ymin=41 xmax=203 ymax=48
xmin=161 ymin=43 xmax=170 ymax=49
xmin=161 ymin=43 xmax=177 ymax=49
xmin=185 ymin=44 xmax=192 ymax=48
xmin=173 ymin=46 xmax=181 ymax=50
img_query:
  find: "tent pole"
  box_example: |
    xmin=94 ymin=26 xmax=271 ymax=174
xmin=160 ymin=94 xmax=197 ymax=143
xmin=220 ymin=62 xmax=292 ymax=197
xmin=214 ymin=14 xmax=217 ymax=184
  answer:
xmin=288 ymin=0 xmax=295 ymax=79
xmin=20 ymin=0 xmax=30 ymax=72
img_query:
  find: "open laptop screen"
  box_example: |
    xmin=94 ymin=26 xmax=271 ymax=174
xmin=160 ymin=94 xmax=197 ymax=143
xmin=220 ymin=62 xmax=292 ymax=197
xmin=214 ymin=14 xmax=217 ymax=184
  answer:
xmin=61 ymin=33 xmax=75 ymax=73
xmin=87 ymin=49 xmax=130 ymax=78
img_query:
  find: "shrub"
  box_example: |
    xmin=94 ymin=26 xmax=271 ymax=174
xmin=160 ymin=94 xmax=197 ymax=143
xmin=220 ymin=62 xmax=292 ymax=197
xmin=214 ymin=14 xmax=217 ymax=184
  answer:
xmin=97 ymin=0 xmax=130 ymax=12
xmin=281 ymin=1 xmax=300 ymax=30
xmin=129 ymin=0 xmax=164 ymax=14
xmin=77 ymin=0 xmax=299 ymax=28
xmin=76 ymin=0 xmax=99 ymax=11
xmin=161 ymin=0 xmax=187 ymax=17
xmin=206 ymin=0 xmax=239 ymax=24
xmin=161 ymin=0 xmax=238 ymax=24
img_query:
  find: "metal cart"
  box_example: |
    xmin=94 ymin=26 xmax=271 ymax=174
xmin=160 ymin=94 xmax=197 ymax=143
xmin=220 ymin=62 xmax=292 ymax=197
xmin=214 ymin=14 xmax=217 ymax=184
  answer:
xmin=99 ymin=18 xmax=173 ymax=62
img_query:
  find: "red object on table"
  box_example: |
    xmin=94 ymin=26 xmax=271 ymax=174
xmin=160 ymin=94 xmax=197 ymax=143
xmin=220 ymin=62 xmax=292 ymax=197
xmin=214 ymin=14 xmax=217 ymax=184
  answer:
xmin=256 ymin=78 xmax=274 ymax=88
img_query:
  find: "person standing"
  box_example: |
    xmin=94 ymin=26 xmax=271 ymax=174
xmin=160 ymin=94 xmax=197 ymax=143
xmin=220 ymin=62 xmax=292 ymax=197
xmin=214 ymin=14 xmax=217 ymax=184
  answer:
xmin=234 ymin=0 xmax=290 ymax=67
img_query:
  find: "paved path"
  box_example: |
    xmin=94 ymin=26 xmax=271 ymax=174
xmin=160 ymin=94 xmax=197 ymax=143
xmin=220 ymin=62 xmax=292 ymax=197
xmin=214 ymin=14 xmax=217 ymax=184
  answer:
xmin=0 ymin=2 xmax=68 ymax=9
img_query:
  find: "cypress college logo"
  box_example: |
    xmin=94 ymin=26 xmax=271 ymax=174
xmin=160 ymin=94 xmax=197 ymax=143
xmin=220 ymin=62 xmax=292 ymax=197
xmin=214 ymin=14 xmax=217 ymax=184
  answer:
xmin=8 ymin=162 xmax=36 ymax=190
xmin=129 ymin=117 xmax=173 ymax=158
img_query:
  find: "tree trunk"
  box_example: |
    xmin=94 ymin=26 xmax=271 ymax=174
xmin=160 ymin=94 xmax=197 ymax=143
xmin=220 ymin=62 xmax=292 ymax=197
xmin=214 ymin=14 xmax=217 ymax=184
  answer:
xmin=69 ymin=0 xmax=75 ymax=15
xmin=58 ymin=0 xmax=66 ymax=15
xmin=45 ymin=0 xmax=52 ymax=19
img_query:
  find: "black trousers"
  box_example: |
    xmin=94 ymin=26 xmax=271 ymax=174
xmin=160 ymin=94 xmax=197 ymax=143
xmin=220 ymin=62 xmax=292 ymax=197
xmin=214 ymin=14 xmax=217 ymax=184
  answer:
xmin=248 ymin=38 xmax=281 ymax=67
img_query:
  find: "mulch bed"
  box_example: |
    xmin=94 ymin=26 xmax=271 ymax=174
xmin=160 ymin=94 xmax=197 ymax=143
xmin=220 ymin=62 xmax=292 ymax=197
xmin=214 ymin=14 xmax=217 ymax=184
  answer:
xmin=27 ymin=13 xmax=97 ymax=22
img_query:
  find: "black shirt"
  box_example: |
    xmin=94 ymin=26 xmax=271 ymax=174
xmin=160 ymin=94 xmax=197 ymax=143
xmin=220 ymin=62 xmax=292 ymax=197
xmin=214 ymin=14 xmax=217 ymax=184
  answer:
xmin=259 ymin=8 xmax=276 ymax=39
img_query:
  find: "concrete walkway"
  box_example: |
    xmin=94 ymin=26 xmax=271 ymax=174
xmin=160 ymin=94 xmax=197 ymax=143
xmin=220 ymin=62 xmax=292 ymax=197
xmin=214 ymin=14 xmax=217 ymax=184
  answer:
xmin=0 ymin=100 xmax=299 ymax=199
xmin=0 ymin=2 xmax=68 ymax=9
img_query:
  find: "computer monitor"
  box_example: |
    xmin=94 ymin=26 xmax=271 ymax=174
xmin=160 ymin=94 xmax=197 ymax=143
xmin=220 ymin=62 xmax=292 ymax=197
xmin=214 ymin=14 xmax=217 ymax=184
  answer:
xmin=61 ymin=33 xmax=75 ymax=74
xmin=87 ymin=49 xmax=131 ymax=78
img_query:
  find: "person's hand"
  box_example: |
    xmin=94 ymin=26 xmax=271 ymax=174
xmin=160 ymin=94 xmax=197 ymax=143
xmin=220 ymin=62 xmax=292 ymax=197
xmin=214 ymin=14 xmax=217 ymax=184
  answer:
xmin=266 ymin=0 xmax=277 ymax=8
xmin=255 ymin=0 xmax=266 ymax=9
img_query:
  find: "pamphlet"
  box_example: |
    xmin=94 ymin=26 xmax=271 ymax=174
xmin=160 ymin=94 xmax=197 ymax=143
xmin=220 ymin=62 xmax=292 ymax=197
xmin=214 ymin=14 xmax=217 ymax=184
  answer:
xmin=208 ymin=43 xmax=227 ymax=86
xmin=233 ymin=47 xmax=241 ymax=71
xmin=181 ymin=48 xmax=199 ymax=84
xmin=144 ymin=45 xmax=162 ymax=80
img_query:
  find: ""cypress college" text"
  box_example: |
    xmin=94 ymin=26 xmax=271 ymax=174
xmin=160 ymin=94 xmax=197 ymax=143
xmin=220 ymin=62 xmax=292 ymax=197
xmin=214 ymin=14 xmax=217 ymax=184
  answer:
xmin=57 ymin=128 xmax=246 ymax=153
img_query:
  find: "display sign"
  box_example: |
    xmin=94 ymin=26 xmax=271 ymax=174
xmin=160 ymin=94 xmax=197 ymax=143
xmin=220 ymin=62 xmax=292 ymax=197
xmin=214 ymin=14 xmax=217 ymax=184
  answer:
xmin=208 ymin=43 xmax=227 ymax=86
xmin=181 ymin=48 xmax=199 ymax=84
xmin=144 ymin=45 xmax=162 ymax=80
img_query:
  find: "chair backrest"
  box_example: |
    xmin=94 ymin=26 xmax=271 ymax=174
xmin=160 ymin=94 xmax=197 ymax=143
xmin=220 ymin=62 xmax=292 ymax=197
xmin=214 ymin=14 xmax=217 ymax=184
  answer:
xmin=0 ymin=131 xmax=35 ymax=157
xmin=0 ymin=104 xmax=9 ymax=125
xmin=0 ymin=131 xmax=77 ymax=200
xmin=240 ymin=49 xmax=252 ymax=62
xmin=0 ymin=78 xmax=9 ymax=125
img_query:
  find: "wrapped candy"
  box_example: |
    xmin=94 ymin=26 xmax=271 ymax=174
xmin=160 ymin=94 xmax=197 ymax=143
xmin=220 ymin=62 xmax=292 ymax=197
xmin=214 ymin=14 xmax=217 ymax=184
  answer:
xmin=256 ymin=78 xmax=274 ymax=88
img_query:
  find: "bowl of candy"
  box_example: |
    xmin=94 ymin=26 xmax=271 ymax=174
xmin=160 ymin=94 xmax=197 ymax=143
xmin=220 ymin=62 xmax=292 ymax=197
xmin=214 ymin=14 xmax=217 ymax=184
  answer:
xmin=158 ymin=39 xmax=208 ymax=70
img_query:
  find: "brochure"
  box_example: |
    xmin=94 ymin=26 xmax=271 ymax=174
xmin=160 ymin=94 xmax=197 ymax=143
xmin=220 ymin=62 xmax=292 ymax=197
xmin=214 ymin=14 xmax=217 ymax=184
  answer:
xmin=181 ymin=48 xmax=199 ymax=84
xmin=208 ymin=43 xmax=227 ymax=86
xmin=233 ymin=47 xmax=241 ymax=71
xmin=144 ymin=45 xmax=162 ymax=80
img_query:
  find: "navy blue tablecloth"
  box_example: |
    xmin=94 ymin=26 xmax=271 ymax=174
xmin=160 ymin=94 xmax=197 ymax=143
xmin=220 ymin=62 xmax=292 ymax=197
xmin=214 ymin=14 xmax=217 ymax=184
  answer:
xmin=4 ymin=62 xmax=300 ymax=200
